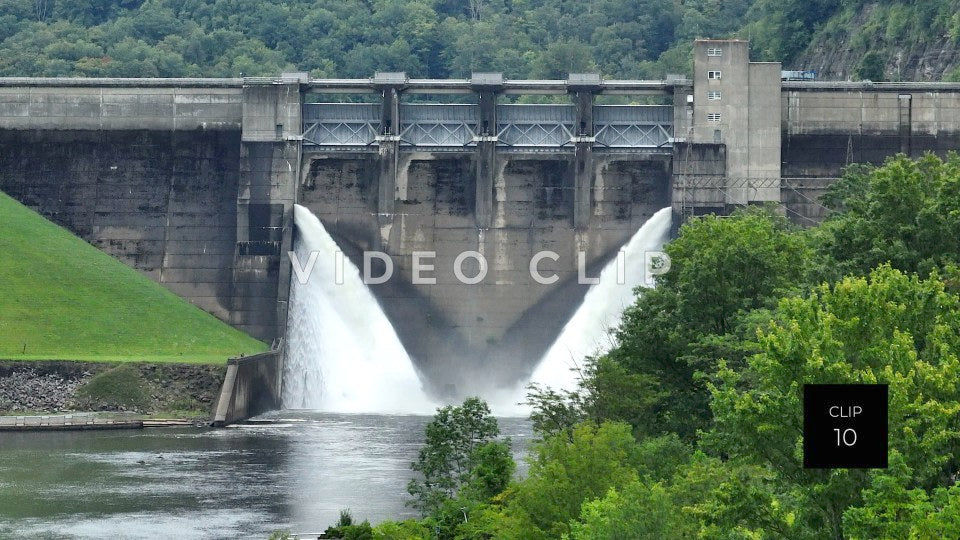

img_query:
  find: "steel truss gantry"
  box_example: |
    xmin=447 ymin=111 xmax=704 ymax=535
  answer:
xmin=301 ymin=102 xmax=673 ymax=152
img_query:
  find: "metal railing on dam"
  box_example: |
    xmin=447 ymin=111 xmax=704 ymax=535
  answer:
xmin=301 ymin=102 xmax=674 ymax=152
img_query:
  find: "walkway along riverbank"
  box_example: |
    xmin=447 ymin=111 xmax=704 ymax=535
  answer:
xmin=0 ymin=413 xmax=205 ymax=431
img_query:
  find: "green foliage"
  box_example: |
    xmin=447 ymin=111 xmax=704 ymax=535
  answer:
xmin=817 ymin=153 xmax=960 ymax=279
xmin=606 ymin=207 xmax=810 ymax=439
xmin=567 ymin=481 xmax=683 ymax=539
xmin=0 ymin=0 xmax=688 ymax=78
xmin=498 ymin=422 xmax=643 ymax=538
xmin=566 ymin=454 xmax=783 ymax=540
xmin=708 ymin=265 xmax=960 ymax=535
xmin=74 ymin=364 xmax=151 ymax=410
xmin=338 ymin=522 xmax=374 ymax=540
xmin=338 ymin=152 xmax=960 ymax=540
xmin=323 ymin=510 xmax=375 ymax=540
xmin=855 ymin=51 xmax=885 ymax=81
xmin=524 ymin=354 xmax=664 ymax=439
xmin=407 ymin=397 xmax=509 ymax=515
xmin=946 ymin=66 xmax=960 ymax=82
xmin=1 ymin=0 xmax=958 ymax=80
xmin=523 ymin=384 xmax=586 ymax=437
xmin=839 ymin=453 xmax=960 ymax=539
xmin=656 ymin=206 xmax=808 ymax=335
xmin=371 ymin=519 xmax=429 ymax=539
xmin=741 ymin=0 xmax=842 ymax=63
xmin=0 ymin=191 xmax=266 ymax=363
xmin=461 ymin=441 xmax=514 ymax=502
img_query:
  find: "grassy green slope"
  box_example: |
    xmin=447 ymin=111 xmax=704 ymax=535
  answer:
xmin=0 ymin=191 xmax=267 ymax=363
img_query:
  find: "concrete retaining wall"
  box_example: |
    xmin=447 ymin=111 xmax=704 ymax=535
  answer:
xmin=782 ymin=88 xmax=960 ymax=177
xmin=211 ymin=349 xmax=283 ymax=426
xmin=0 ymin=128 xmax=242 ymax=321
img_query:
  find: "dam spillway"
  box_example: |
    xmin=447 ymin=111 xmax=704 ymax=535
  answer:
xmin=284 ymin=204 xmax=672 ymax=412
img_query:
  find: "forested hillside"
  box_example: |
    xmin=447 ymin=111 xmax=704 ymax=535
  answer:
xmin=747 ymin=0 xmax=960 ymax=81
xmin=0 ymin=0 xmax=958 ymax=80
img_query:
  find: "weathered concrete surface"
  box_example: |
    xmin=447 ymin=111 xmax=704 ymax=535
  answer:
xmin=233 ymin=83 xmax=300 ymax=341
xmin=0 ymin=129 xmax=242 ymax=320
xmin=689 ymin=40 xmax=781 ymax=205
xmin=0 ymin=81 xmax=242 ymax=131
xmin=780 ymin=86 xmax=960 ymax=223
xmin=782 ymin=87 xmax=960 ymax=175
xmin=299 ymin=151 xmax=670 ymax=394
xmin=212 ymin=349 xmax=282 ymax=426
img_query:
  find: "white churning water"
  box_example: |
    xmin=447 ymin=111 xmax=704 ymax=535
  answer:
xmin=283 ymin=205 xmax=437 ymax=414
xmin=284 ymin=204 xmax=671 ymax=416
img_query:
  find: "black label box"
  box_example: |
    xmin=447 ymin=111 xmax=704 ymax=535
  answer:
xmin=803 ymin=384 xmax=888 ymax=469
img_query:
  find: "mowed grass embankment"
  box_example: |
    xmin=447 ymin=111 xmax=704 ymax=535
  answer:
xmin=0 ymin=191 xmax=267 ymax=363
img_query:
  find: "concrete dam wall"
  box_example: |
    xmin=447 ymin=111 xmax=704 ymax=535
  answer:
xmin=3 ymin=40 xmax=960 ymax=391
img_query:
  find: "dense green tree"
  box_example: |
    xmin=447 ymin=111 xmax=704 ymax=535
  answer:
xmin=855 ymin=50 xmax=885 ymax=81
xmin=524 ymin=354 xmax=664 ymax=439
xmin=743 ymin=0 xmax=842 ymax=63
xmin=607 ymin=207 xmax=810 ymax=439
xmin=495 ymin=421 xmax=643 ymax=538
xmin=0 ymin=0 xmax=958 ymax=80
xmin=708 ymin=265 xmax=960 ymax=537
xmin=841 ymin=453 xmax=960 ymax=539
xmin=816 ymin=153 xmax=960 ymax=279
xmin=567 ymin=481 xmax=685 ymax=539
xmin=407 ymin=397 xmax=509 ymax=515
xmin=568 ymin=452 xmax=790 ymax=539
xmin=370 ymin=519 xmax=430 ymax=540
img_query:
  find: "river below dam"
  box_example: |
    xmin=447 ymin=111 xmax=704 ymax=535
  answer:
xmin=0 ymin=411 xmax=532 ymax=539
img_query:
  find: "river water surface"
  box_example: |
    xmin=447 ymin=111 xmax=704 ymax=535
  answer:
xmin=0 ymin=411 xmax=532 ymax=539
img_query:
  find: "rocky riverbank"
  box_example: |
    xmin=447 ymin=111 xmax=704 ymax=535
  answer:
xmin=0 ymin=361 xmax=226 ymax=417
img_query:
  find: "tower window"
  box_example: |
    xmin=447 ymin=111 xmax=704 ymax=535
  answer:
xmin=707 ymin=91 xmax=722 ymax=100
xmin=707 ymin=71 xmax=722 ymax=80
xmin=707 ymin=48 xmax=723 ymax=57
xmin=707 ymin=113 xmax=722 ymax=122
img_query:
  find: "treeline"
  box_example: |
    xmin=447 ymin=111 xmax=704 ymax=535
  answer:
xmin=320 ymin=151 xmax=960 ymax=539
xmin=3 ymin=0 xmax=959 ymax=80
xmin=746 ymin=0 xmax=960 ymax=81
xmin=1 ymin=0 xmax=743 ymax=78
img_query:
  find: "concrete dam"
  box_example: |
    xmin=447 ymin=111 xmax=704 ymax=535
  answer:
xmin=3 ymin=39 xmax=960 ymax=402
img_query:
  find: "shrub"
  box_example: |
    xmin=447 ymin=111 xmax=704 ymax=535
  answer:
xmin=74 ymin=364 xmax=151 ymax=410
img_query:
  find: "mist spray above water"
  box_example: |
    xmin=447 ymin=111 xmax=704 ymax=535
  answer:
xmin=501 ymin=207 xmax=673 ymax=409
xmin=283 ymin=205 xmax=437 ymax=414
xmin=284 ymin=204 xmax=671 ymax=416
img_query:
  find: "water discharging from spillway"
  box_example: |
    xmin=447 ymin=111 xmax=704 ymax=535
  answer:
xmin=283 ymin=205 xmax=437 ymax=414
xmin=520 ymin=207 xmax=673 ymax=394
xmin=284 ymin=205 xmax=671 ymax=415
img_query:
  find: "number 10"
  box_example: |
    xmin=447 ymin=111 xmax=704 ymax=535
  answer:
xmin=834 ymin=428 xmax=857 ymax=446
